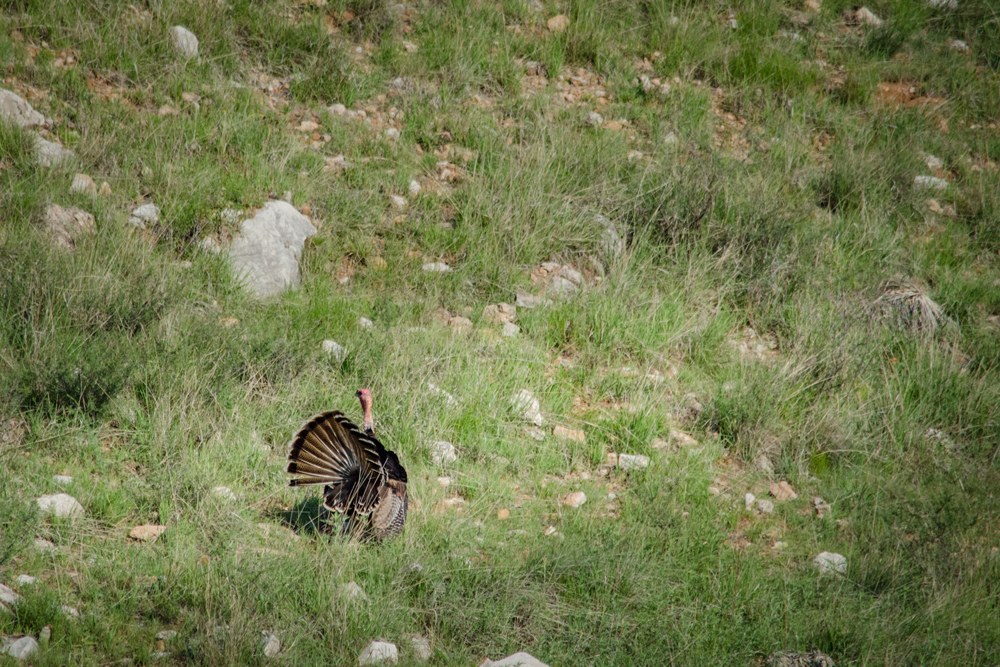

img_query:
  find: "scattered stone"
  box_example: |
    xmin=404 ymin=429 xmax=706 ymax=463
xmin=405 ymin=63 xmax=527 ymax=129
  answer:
xmin=727 ymin=18 xmax=739 ymax=28
xmin=501 ymin=322 xmax=520 ymax=337
xmin=513 ymin=389 xmax=544 ymax=426
xmin=261 ymin=632 xmax=280 ymax=658
xmin=663 ymin=131 xmax=679 ymax=146
xmin=543 ymin=526 xmax=558 ymax=536
xmin=627 ymin=150 xmax=643 ymax=162
xmin=553 ymin=426 xmax=585 ymax=443
xmin=437 ymin=476 xmax=451 ymax=487
xmin=426 ymin=382 xmax=459 ymax=407
xmin=448 ymin=315 xmax=473 ymax=332
xmin=618 ymin=454 xmax=650 ymax=471
xmin=707 ymin=486 xmax=721 ymax=496
xmin=402 ymin=40 xmax=419 ymax=53
xmin=340 ymin=582 xmax=369 ymax=602
xmin=384 ymin=128 xmax=400 ymax=141
xmin=431 ymin=441 xmax=458 ymax=466
xmin=853 ymin=7 xmax=883 ymax=26
xmin=768 ymin=650 xmax=836 ymax=667
xmin=36 ymin=493 xmax=84 ymax=519
xmin=753 ymin=453 xmax=775 ymax=476
xmin=35 ymin=136 xmax=75 ymax=167
xmin=928 ymin=0 xmax=957 ymax=8
xmin=328 ymin=103 xmax=347 ymax=116
xmin=1 ymin=636 xmax=38 ymax=660
xmin=14 ymin=575 xmax=36 ymax=586
xmin=585 ymin=111 xmax=604 ymax=128
xmin=405 ymin=179 xmax=422 ymax=197
xmin=525 ymin=427 xmax=545 ymax=441
xmin=745 ymin=493 xmax=756 ymax=510
xmin=497 ymin=508 xmax=510 ymax=520
xmin=156 ymin=630 xmax=178 ymax=641
xmin=757 ymin=499 xmax=774 ymax=514
xmin=61 ymin=605 xmax=79 ymax=618
xmin=814 ymin=551 xmax=848 ymax=576
xmin=43 ymin=204 xmax=95 ymax=251
xmin=69 ymin=173 xmax=97 ymax=195
xmin=650 ymin=438 xmax=669 ymax=450
xmin=129 ymin=524 xmax=167 ymax=541
xmin=482 ymin=303 xmax=517 ymax=324
xmin=0 ymin=88 xmax=46 ymax=128
xmin=38 ymin=627 xmax=51 ymax=644
xmin=546 ymin=14 xmax=570 ymax=32
xmin=0 ymin=584 xmax=22 ymax=605
xmin=98 ymin=181 xmax=112 ymax=196
xmin=52 ymin=474 xmax=73 ymax=485
xmin=671 ymin=430 xmax=698 ymax=448
xmin=33 ymin=538 xmax=56 ymax=553
xmin=389 ymin=194 xmax=408 ymax=210
xmin=922 ymin=153 xmax=944 ymax=171
xmin=597 ymin=213 xmax=625 ymax=259
xmin=157 ymin=104 xmax=179 ymax=117
xmin=322 ymin=340 xmax=347 ymax=362
xmin=359 ymin=640 xmax=398 ymax=666
xmin=129 ymin=203 xmax=160 ymax=229
xmin=359 ymin=317 xmax=374 ymax=329
xmin=228 ymin=201 xmax=317 ymax=298
xmin=481 ymin=652 xmax=551 ymax=667
xmin=914 ymin=175 xmax=948 ymax=190
xmin=410 ymin=636 xmax=432 ymax=662
xmin=422 ymin=262 xmax=451 ymax=273
xmin=211 ymin=486 xmax=236 ymax=501
xmin=948 ymin=38 xmax=968 ymax=51
xmin=769 ymin=481 xmax=798 ymax=501
xmin=515 ymin=288 xmax=551 ymax=309
xmin=170 ymin=26 xmax=199 ymax=59
xmin=562 ymin=492 xmax=587 ymax=508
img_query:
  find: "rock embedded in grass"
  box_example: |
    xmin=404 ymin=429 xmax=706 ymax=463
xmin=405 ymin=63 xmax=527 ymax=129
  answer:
xmin=513 ymin=390 xmax=544 ymax=426
xmin=322 ymin=340 xmax=346 ymax=362
xmin=69 ymin=173 xmax=96 ymax=195
xmin=33 ymin=538 xmax=56 ymax=553
xmin=129 ymin=203 xmax=160 ymax=229
xmin=1 ymin=636 xmax=38 ymax=660
xmin=814 ymin=551 xmax=847 ymax=576
xmin=211 ymin=486 xmax=236 ymax=501
xmin=0 ymin=88 xmax=46 ymax=128
xmin=359 ymin=640 xmax=398 ymax=665
xmin=585 ymin=111 xmax=604 ymax=128
xmin=36 ymin=493 xmax=84 ymax=519
xmin=261 ymin=632 xmax=280 ymax=658
xmin=546 ymin=14 xmax=570 ymax=32
xmin=769 ymin=481 xmax=797 ymax=501
xmin=553 ymin=426 xmax=585 ymax=443
xmin=340 ymin=582 xmax=368 ymax=602
xmin=501 ymin=322 xmax=520 ymax=337
xmin=482 ymin=652 xmax=550 ymax=666
xmin=35 ymin=136 xmax=75 ymax=167
xmin=410 ymin=636 xmax=432 ymax=662
xmin=170 ymin=26 xmax=199 ymax=59
xmin=430 ymin=441 xmax=458 ymax=466
xmin=618 ymin=454 xmax=650 ymax=471
xmin=422 ymin=262 xmax=451 ymax=272
xmin=0 ymin=584 xmax=22 ymax=605
xmin=914 ymin=175 xmax=948 ymax=190
xmin=562 ymin=492 xmax=587 ymax=508
xmin=43 ymin=204 xmax=95 ymax=251
xmin=14 ymin=575 xmax=36 ymax=586
xmin=228 ymin=201 xmax=317 ymax=297
xmin=482 ymin=303 xmax=516 ymax=324
xmin=129 ymin=524 xmax=167 ymax=542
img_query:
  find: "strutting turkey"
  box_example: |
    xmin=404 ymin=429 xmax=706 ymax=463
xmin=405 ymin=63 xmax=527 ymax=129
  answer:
xmin=286 ymin=389 xmax=408 ymax=540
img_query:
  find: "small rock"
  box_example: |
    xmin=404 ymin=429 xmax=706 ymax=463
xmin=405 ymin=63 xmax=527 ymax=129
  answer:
xmin=33 ymin=538 xmax=56 ymax=553
xmin=448 ymin=316 xmax=473 ymax=332
xmin=650 ymin=438 xmax=669 ymax=450
xmin=757 ymin=499 xmax=774 ymax=513
xmin=0 ymin=584 xmax=22 ymax=605
xmin=854 ymin=7 xmax=883 ymax=26
xmin=384 ymin=128 xmax=400 ymax=141
xmin=546 ymin=14 xmax=570 ymax=32
xmin=328 ymin=103 xmax=347 ymax=115
xmin=922 ymin=153 xmax=944 ymax=170
xmin=0 ymin=88 xmax=46 ymax=128
xmin=929 ymin=0 xmax=958 ymax=8
xmin=99 ymin=181 xmax=112 ymax=196
xmin=261 ymin=632 xmax=280 ymax=658
xmin=157 ymin=104 xmax=179 ymax=117
xmin=745 ymin=493 xmax=756 ymax=510
xmin=553 ymin=426 xmax=585 ymax=443
xmin=585 ymin=111 xmax=604 ymax=128
xmin=814 ymin=497 xmax=832 ymax=519
xmin=53 ymin=475 xmax=73 ymax=485
xmin=430 ymin=441 xmax=458 ymax=466
xmin=482 ymin=303 xmax=517 ymax=324
xmin=948 ymin=38 xmax=968 ymax=51
xmin=618 ymin=454 xmax=650 ymax=471
xmin=199 ymin=237 xmax=221 ymax=255
xmin=525 ymin=427 xmax=545 ymax=441
xmin=402 ymin=40 xmax=419 ymax=53
xmin=359 ymin=317 xmax=374 ymax=328
xmin=727 ymin=18 xmax=739 ymax=28
xmin=501 ymin=322 xmax=520 ymax=337
xmin=437 ymin=476 xmax=451 ymax=487
xmin=297 ymin=119 xmax=320 ymax=132
xmin=753 ymin=453 xmax=775 ymax=476
xmin=69 ymin=173 xmax=97 ymax=195
xmin=597 ymin=214 xmax=625 ymax=259
xmin=36 ymin=493 xmax=84 ymax=519
xmin=155 ymin=630 xmax=178 ymax=641
xmin=769 ymin=651 xmax=836 ymax=667
xmin=129 ymin=203 xmax=160 ymax=229
xmin=515 ymin=288 xmax=550 ymax=309
xmin=513 ymin=389 xmax=544 ymax=426
xmin=211 ymin=486 xmax=236 ymax=501
xmin=481 ymin=651 xmax=550 ymax=667
xmin=543 ymin=526 xmax=558 ymax=536
xmin=914 ymin=175 xmax=948 ymax=190
xmin=35 ymin=136 xmax=75 ymax=167
xmin=497 ymin=508 xmax=510 ymax=520
xmin=671 ymin=430 xmax=698 ymax=447
xmin=43 ymin=204 xmax=95 ymax=251
xmin=322 ymin=340 xmax=347 ymax=362
xmin=426 ymin=382 xmax=459 ymax=406
xmin=814 ymin=551 xmax=848 ymax=576
xmin=663 ymin=131 xmax=679 ymax=146
xmin=562 ymin=492 xmax=587 ymax=508
xmin=707 ymin=486 xmax=722 ymax=496
xmin=410 ymin=636 xmax=432 ymax=662
xmin=130 ymin=524 xmax=167 ymax=541
xmin=769 ymin=481 xmax=798 ymax=501
xmin=170 ymin=26 xmax=199 ymax=59
xmin=340 ymin=582 xmax=369 ymax=602
xmin=422 ymin=262 xmax=451 ymax=272
xmin=61 ymin=605 xmax=79 ymax=617
xmin=389 ymin=194 xmax=408 ymax=210
xmin=359 ymin=640 xmax=398 ymax=665
xmin=2 ymin=636 xmax=38 ymax=660
xmin=14 ymin=575 xmax=36 ymax=585
xmin=38 ymin=627 xmax=51 ymax=644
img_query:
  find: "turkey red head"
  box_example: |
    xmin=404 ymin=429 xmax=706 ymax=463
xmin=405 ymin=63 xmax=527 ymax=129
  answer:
xmin=356 ymin=388 xmax=374 ymax=434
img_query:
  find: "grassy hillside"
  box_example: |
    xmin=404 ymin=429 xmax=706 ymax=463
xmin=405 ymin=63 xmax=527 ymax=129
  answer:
xmin=1 ymin=0 xmax=999 ymax=664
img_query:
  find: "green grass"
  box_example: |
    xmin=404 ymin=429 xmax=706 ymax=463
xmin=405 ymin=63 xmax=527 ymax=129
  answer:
xmin=2 ymin=0 xmax=1000 ymax=665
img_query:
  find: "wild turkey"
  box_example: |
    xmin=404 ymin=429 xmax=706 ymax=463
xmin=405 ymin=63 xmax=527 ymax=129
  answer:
xmin=286 ymin=389 xmax=408 ymax=540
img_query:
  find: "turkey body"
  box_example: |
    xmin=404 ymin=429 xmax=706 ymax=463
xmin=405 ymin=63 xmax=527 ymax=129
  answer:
xmin=286 ymin=409 xmax=408 ymax=540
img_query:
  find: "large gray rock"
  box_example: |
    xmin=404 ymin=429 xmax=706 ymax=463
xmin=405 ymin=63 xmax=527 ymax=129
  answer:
xmin=358 ymin=641 xmax=398 ymax=665
xmin=0 ymin=584 xmax=22 ymax=605
xmin=481 ymin=652 xmax=550 ymax=667
xmin=43 ymin=204 xmax=95 ymax=250
xmin=35 ymin=136 xmax=75 ymax=167
xmin=0 ymin=89 xmax=46 ymax=128
xmin=170 ymin=26 xmax=199 ymax=59
xmin=227 ymin=202 xmax=317 ymax=298
xmin=36 ymin=493 xmax=85 ymax=519
xmin=1 ymin=636 xmax=39 ymax=660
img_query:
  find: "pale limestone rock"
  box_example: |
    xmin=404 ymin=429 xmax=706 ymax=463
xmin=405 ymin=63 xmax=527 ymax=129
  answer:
xmin=359 ymin=640 xmax=398 ymax=665
xmin=36 ymin=493 xmax=84 ymax=519
xmin=170 ymin=26 xmax=199 ymax=58
xmin=228 ymin=201 xmax=317 ymax=298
